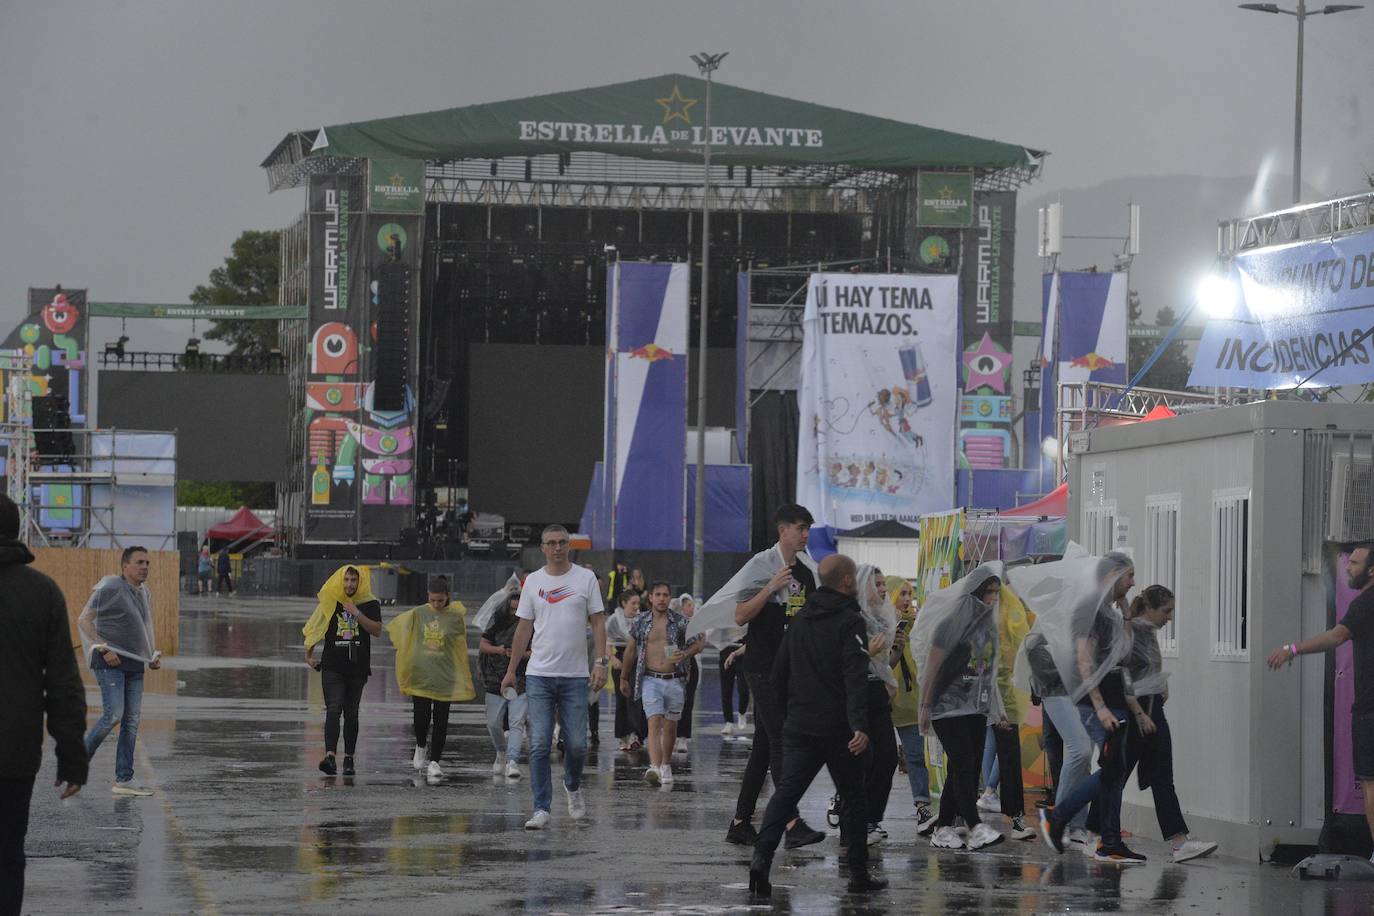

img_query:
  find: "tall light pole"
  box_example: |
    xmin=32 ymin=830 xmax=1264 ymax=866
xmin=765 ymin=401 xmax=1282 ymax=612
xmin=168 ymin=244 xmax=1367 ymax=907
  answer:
xmin=1239 ymin=1 xmax=1363 ymax=204
xmin=689 ymin=51 xmax=726 ymax=600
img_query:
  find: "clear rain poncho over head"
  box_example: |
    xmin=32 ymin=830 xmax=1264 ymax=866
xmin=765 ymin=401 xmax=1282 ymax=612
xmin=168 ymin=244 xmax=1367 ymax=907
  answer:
xmin=1010 ymin=548 xmax=1134 ymax=704
xmin=911 ymin=561 xmax=1005 ymax=721
xmin=470 ymin=572 xmax=523 ymax=631
xmin=686 ymin=543 xmax=819 ymax=641
xmin=386 ymin=600 xmax=476 ymax=702
xmin=1125 ymin=617 xmax=1170 ymax=699
xmin=856 ymin=564 xmax=898 ymax=690
xmin=80 ymin=575 xmax=156 ymax=665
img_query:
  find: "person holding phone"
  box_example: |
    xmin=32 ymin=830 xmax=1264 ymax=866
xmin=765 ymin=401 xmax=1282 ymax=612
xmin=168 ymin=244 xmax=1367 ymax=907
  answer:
xmin=886 ymin=575 xmax=934 ymax=833
xmin=303 ymin=566 xmax=383 ymax=777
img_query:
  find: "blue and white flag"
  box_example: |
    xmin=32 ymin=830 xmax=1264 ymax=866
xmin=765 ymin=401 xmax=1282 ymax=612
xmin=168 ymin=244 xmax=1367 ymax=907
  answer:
xmin=1190 ymin=228 xmax=1374 ymax=389
xmin=1039 ymin=271 xmax=1129 ymax=429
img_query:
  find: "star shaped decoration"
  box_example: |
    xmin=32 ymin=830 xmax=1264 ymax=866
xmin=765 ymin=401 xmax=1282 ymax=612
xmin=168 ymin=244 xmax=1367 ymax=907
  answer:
xmin=937 ymin=185 xmax=955 ymax=200
xmin=388 ymin=172 xmax=405 ymax=186
xmin=656 ymin=84 xmax=698 ymax=125
xmin=963 ymin=332 xmax=1010 ymax=393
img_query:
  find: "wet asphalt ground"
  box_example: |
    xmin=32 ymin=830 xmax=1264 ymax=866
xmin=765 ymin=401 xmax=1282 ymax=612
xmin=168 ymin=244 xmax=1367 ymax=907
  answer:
xmin=20 ymin=594 xmax=1374 ymax=914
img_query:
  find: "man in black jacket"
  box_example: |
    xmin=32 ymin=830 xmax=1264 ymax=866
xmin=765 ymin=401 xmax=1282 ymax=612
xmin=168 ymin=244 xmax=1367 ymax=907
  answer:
xmin=748 ymin=554 xmax=885 ymax=900
xmin=0 ymin=495 xmax=87 ymax=916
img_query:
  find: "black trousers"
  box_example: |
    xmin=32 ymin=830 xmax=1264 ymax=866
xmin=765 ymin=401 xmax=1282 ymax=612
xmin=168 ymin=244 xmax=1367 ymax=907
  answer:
xmin=840 ymin=682 xmax=896 ymax=833
xmin=679 ymin=658 xmax=700 ymax=738
xmin=613 ymin=646 xmax=647 ymax=741
xmin=1040 ymin=701 xmax=1062 ymax=804
xmin=1124 ymin=699 xmax=1188 ymax=840
xmin=412 ymin=697 xmax=451 ymax=761
xmin=216 ymin=571 xmax=233 ymax=593
xmin=755 ymin=729 xmax=869 ymax=868
xmin=718 ymin=645 xmax=749 ymax=721
xmin=994 ymin=722 xmax=1025 ymax=817
xmin=0 ymin=776 xmax=34 ymax=916
xmin=322 ymin=670 xmax=366 ymax=755
xmin=932 ymin=714 xmax=986 ymax=828
xmin=735 ymin=668 xmax=790 ymax=822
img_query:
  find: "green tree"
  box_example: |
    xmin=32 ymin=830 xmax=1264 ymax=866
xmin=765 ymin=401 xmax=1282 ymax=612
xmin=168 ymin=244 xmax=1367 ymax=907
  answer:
xmin=178 ymin=480 xmax=276 ymax=509
xmin=1128 ymin=299 xmax=1194 ymax=392
xmin=190 ymin=230 xmax=281 ymax=357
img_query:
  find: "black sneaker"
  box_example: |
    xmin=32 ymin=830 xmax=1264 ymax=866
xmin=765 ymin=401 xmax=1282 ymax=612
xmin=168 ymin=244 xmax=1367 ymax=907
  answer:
xmin=1037 ymin=808 xmax=1065 ymax=854
xmin=726 ymin=818 xmax=758 ymax=846
xmin=784 ymin=818 xmax=826 ymax=849
xmin=847 ymin=869 xmax=889 ymax=893
xmin=318 ymin=755 xmax=337 ymax=776
xmin=341 ymin=756 xmax=356 ymax=777
xmin=1094 ymin=842 xmax=1147 ymax=865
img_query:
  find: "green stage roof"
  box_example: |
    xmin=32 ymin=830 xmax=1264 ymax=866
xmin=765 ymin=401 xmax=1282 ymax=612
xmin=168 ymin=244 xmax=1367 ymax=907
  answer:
xmin=264 ymin=74 xmax=1044 ymax=187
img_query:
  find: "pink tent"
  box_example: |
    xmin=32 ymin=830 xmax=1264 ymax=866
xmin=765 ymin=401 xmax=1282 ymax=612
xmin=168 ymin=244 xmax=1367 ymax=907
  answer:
xmin=207 ymin=506 xmax=274 ymax=543
xmin=1003 ymin=483 xmax=1067 ymax=519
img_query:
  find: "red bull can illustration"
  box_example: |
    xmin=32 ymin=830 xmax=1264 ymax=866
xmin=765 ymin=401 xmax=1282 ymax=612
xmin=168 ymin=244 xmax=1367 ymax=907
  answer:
xmin=899 ymin=343 xmax=933 ymax=407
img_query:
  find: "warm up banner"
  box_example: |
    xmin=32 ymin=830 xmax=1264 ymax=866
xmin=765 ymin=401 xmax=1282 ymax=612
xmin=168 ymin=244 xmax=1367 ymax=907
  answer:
xmin=958 ymin=191 xmax=1017 ymax=469
xmin=1190 ymin=228 xmax=1374 ymax=389
xmin=797 ymin=273 xmax=959 ymax=551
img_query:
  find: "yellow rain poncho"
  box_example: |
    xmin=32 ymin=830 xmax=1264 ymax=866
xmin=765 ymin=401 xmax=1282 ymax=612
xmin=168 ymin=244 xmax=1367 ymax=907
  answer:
xmin=386 ymin=601 xmax=476 ymax=702
xmin=303 ymin=565 xmax=379 ymax=649
xmin=887 ymin=574 xmax=921 ymax=729
xmin=997 ymin=584 xmax=1033 ymax=723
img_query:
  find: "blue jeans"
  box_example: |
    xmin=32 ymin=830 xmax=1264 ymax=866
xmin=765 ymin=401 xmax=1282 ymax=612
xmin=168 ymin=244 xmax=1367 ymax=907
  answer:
xmin=981 ymin=726 xmax=1001 ymax=790
xmin=525 ymin=675 xmax=588 ymax=814
xmin=484 ymin=691 xmax=528 ymax=763
xmin=1042 ymin=695 xmax=1093 ymax=831
xmin=1049 ymin=703 xmax=1129 ymax=846
xmin=85 ymin=667 xmax=145 ymax=783
xmin=894 ymin=724 xmax=931 ymax=804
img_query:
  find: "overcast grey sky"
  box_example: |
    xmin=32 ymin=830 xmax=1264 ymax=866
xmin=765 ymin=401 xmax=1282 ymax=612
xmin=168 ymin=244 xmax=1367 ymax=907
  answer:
xmin=2 ymin=0 xmax=1371 ymax=351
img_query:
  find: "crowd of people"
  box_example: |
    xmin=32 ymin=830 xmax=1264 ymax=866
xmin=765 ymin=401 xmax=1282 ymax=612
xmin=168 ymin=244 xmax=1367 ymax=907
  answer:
xmin=22 ymin=494 xmax=1374 ymax=910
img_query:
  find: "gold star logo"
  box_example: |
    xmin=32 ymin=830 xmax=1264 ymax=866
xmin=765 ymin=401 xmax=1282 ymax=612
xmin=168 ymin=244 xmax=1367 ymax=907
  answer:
xmin=656 ymin=84 xmax=698 ymax=125
xmin=937 ymin=185 xmax=956 ymax=200
xmin=389 ymin=172 xmax=405 ymax=186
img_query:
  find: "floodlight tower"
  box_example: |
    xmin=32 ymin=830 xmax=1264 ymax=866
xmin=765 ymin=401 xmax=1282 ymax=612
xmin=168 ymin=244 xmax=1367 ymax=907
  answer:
xmin=1238 ymin=1 xmax=1364 ymax=205
xmin=689 ymin=51 xmax=726 ymax=601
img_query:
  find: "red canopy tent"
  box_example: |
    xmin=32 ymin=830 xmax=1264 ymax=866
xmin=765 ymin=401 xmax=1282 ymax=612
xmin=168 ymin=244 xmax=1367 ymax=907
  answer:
xmin=1003 ymin=483 xmax=1068 ymax=518
xmin=207 ymin=507 xmax=274 ymax=544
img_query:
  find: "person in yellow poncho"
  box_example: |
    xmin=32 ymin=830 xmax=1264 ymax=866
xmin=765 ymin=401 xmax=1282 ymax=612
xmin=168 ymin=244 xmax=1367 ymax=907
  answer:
xmin=303 ymin=565 xmax=383 ymax=777
xmin=886 ymin=574 xmax=935 ymax=833
xmin=385 ymin=575 xmax=475 ymax=784
xmin=976 ymin=583 xmax=1038 ymax=842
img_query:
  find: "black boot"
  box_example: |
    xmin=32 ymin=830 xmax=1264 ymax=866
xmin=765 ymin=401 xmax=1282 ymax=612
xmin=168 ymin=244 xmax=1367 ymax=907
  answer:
xmin=748 ymin=850 xmax=773 ymax=901
xmin=846 ymin=865 xmax=888 ymax=893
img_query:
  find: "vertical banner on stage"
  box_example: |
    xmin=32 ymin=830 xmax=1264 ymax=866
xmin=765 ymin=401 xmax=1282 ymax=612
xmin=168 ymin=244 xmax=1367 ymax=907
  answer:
xmin=305 ymin=173 xmax=368 ymax=541
xmin=796 ymin=273 xmax=960 ymax=551
xmin=1 ymin=288 xmax=88 ymax=427
xmin=959 ymin=191 xmax=1016 ymax=469
xmin=1039 ymin=270 xmax=1129 ymax=461
xmin=603 ymin=261 xmax=689 ymax=550
xmin=735 ymin=272 xmax=750 ymax=464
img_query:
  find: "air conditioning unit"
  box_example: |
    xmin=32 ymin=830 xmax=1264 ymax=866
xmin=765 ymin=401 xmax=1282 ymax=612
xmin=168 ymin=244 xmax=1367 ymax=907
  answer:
xmin=1327 ymin=454 xmax=1374 ymax=541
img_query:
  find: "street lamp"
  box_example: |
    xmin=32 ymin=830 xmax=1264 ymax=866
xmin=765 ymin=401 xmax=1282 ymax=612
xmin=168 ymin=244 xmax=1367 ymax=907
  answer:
xmin=689 ymin=51 xmax=727 ymax=601
xmin=1238 ymin=1 xmax=1364 ymax=204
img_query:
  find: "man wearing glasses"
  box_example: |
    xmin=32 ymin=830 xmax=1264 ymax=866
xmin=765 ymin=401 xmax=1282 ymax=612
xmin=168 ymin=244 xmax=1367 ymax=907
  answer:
xmin=502 ymin=525 xmax=608 ymax=830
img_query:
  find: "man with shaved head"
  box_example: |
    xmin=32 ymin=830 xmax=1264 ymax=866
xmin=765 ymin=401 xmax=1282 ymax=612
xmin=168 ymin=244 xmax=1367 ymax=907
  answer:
xmin=747 ymin=552 xmax=886 ymax=900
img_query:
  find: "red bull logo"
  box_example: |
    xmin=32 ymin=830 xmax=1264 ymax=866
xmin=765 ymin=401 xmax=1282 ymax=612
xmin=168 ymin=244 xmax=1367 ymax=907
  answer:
xmin=1069 ymin=352 xmax=1116 ymax=371
xmin=629 ymin=343 xmax=675 ymax=362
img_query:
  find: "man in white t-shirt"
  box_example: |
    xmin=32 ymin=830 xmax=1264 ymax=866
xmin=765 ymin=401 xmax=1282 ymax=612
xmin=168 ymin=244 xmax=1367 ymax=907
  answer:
xmin=503 ymin=524 xmax=608 ymax=830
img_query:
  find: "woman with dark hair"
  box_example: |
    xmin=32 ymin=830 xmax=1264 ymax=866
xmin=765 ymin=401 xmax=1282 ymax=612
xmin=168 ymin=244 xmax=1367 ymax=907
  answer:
xmin=606 ymin=588 xmax=647 ymax=751
xmin=915 ymin=563 xmax=1007 ymax=851
xmin=1123 ymin=585 xmax=1217 ymax=863
xmin=479 ymin=589 xmax=529 ymax=779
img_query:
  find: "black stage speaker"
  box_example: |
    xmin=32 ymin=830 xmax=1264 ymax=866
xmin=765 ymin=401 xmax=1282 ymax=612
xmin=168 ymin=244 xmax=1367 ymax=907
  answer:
xmin=373 ymin=260 xmax=411 ymax=413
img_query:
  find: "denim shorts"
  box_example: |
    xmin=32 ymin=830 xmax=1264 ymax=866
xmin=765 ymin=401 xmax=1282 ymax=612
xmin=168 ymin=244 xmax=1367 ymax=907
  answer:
xmin=641 ymin=675 xmax=686 ymax=721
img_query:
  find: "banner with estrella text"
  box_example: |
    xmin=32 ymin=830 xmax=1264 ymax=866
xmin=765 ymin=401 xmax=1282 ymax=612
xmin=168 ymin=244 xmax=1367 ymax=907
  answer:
xmin=796 ymin=273 xmax=960 ymax=553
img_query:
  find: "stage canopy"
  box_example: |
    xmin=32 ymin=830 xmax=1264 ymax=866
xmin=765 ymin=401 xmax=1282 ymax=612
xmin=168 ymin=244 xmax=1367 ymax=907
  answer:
xmin=208 ymin=506 xmax=274 ymax=544
xmin=264 ymin=74 xmax=1044 ymax=190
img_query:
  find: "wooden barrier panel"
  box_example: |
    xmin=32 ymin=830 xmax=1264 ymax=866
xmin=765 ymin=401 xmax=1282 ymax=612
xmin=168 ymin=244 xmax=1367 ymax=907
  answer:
xmin=32 ymin=547 xmax=180 ymax=656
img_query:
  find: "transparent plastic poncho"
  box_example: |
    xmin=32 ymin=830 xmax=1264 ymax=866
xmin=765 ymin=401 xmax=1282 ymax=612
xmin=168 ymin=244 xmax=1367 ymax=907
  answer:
xmin=911 ymin=561 xmax=1005 ymax=721
xmin=1010 ymin=549 xmax=1134 ymax=704
xmin=855 ymin=564 xmax=898 ymax=690
xmin=79 ymin=575 xmax=156 ymax=665
xmin=471 ymin=573 xmax=523 ymax=631
xmin=686 ymin=544 xmax=819 ymax=641
xmin=1125 ymin=617 xmax=1170 ymax=699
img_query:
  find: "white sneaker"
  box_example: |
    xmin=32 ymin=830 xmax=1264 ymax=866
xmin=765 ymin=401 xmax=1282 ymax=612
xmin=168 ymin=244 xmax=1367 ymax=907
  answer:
xmin=111 ymin=782 xmax=153 ymax=797
xmin=644 ymin=766 xmax=662 ymax=787
xmin=1009 ymin=816 xmax=1036 ymax=841
xmin=504 ymin=759 xmax=521 ymax=779
xmin=674 ymin=737 xmax=688 ymax=753
xmin=737 ymin=713 xmax=753 ymax=732
xmin=412 ymin=746 xmax=428 ymax=770
xmin=968 ymin=823 xmax=1005 ymax=850
xmin=866 ymin=824 xmax=885 ymax=846
xmin=931 ymin=825 xmax=966 ymax=849
xmin=492 ymin=753 xmax=504 ymax=774
xmin=565 ymin=785 xmax=586 ymax=819
xmin=977 ymin=790 xmax=1000 ymax=812
xmin=721 ymin=722 xmax=735 ymax=737
xmin=660 ymin=764 xmax=674 ymax=785
xmin=425 ymin=760 xmax=444 ymax=783
xmin=524 ymin=810 xmax=550 ymax=830
xmin=1172 ymin=839 xmax=1218 ymax=863
xmin=1067 ymin=827 xmax=1097 ymax=856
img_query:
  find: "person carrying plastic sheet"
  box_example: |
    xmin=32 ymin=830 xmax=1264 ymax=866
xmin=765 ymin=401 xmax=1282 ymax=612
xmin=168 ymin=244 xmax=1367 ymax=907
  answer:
xmin=1122 ymin=584 xmax=1218 ymax=863
xmin=387 ymin=575 xmax=474 ymax=784
xmin=303 ymin=565 xmax=383 ymax=778
xmin=79 ymin=546 xmax=162 ymax=797
xmin=886 ymin=574 xmax=935 ymax=833
xmin=1023 ymin=552 xmax=1146 ymax=863
xmin=501 ymin=525 xmax=608 ymax=831
xmin=480 ymin=589 xmax=530 ymax=779
xmin=690 ymin=504 xmax=825 ymax=850
xmin=747 ymin=554 xmax=885 ymax=901
xmin=1 ymin=494 xmax=86 ymax=916
xmin=914 ymin=562 xmax=1007 ymax=852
